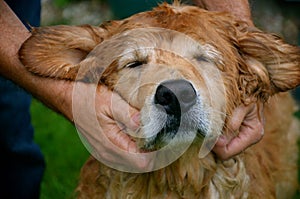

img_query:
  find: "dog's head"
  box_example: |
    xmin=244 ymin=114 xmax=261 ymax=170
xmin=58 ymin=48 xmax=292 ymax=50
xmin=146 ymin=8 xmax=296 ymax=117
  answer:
xmin=19 ymin=3 xmax=300 ymax=152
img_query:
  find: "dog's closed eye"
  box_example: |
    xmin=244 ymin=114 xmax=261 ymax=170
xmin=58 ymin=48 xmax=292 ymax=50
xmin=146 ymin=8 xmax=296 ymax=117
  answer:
xmin=125 ymin=60 xmax=146 ymax=68
xmin=194 ymin=55 xmax=209 ymax=63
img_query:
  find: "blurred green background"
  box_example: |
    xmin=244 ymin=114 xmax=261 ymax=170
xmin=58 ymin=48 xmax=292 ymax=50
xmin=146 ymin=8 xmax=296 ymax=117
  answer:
xmin=32 ymin=0 xmax=300 ymax=198
xmin=31 ymin=99 xmax=89 ymax=199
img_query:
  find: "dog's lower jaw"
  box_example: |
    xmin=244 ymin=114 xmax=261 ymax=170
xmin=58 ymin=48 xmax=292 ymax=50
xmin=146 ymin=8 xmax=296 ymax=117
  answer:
xmin=139 ymin=129 xmax=203 ymax=152
xmin=139 ymin=112 xmax=203 ymax=151
xmin=138 ymin=96 xmax=214 ymax=151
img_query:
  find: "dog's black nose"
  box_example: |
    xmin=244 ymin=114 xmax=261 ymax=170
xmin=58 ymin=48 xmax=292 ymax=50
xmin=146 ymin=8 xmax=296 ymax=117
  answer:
xmin=154 ymin=79 xmax=197 ymax=115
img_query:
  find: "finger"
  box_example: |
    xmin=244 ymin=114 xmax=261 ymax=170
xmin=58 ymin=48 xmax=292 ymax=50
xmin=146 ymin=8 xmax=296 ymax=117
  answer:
xmin=87 ymin=123 xmax=154 ymax=170
xmin=106 ymin=125 xmax=139 ymax=152
xmin=95 ymin=86 xmax=140 ymax=152
xmin=213 ymin=120 xmax=264 ymax=160
xmin=227 ymin=104 xmax=252 ymax=132
xmin=87 ymin=133 xmax=152 ymax=171
xmin=96 ymin=85 xmax=140 ymax=130
xmin=110 ymin=92 xmax=140 ymax=130
xmin=97 ymin=112 xmax=139 ymax=152
xmin=222 ymin=105 xmax=249 ymax=143
xmin=224 ymin=103 xmax=258 ymax=142
xmin=214 ymin=103 xmax=264 ymax=160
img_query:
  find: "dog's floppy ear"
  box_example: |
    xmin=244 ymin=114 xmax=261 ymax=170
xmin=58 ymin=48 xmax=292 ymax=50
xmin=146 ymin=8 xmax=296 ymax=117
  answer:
xmin=236 ymin=25 xmax=300 ymax=97
xmin=19 ymin=24 xmax=111 ymax=80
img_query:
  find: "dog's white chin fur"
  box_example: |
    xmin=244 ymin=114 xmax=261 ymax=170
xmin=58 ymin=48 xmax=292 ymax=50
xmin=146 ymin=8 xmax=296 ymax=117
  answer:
xmin=139 ymin=93 xmax=208 ymax=149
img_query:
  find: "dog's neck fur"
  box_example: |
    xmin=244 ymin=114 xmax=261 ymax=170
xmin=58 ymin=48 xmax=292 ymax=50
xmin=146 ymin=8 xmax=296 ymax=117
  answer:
xmin=77 ymin=143 xmax=250 ymax=198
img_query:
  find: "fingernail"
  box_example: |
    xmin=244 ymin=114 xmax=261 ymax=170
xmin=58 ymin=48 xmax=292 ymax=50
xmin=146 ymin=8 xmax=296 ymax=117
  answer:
xmin=218 ymin=135 xmax=226 ymax=141
xmin=132 ymin=112 xmax=140 ymax=125
xmin=216 ymin=135 xmax=228 ymax=146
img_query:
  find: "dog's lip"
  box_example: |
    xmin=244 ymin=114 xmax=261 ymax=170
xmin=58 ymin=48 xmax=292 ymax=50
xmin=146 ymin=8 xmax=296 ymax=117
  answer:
xmin=139 ymin=112 xmax=206 ymax=151
xmin=197 ymin=129 xmax=206 ymax=137
xmin=150 ymin=103 xmax=207 ymax=135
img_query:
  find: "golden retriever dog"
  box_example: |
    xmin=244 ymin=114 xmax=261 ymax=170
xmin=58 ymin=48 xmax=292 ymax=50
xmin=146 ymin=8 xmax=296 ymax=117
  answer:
xmin=19 ymin=2 xmax=300 ymax=198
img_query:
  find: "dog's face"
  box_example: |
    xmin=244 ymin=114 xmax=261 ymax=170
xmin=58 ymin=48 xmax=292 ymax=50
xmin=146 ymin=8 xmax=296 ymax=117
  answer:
xmin=90 ymin=27 xmax=227 ymax=150
xmin=20 ymin=3 xmax=300 ymax=151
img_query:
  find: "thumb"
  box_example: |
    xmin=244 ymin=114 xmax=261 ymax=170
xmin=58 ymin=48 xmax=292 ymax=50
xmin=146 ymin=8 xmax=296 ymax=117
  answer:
xmin=110 ymin=91 xmax=140 ymax=130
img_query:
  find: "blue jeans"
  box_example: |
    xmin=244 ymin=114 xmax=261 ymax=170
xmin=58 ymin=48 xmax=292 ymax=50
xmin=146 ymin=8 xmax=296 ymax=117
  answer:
xmin=0 ymin=1 xmax=45 ymax=198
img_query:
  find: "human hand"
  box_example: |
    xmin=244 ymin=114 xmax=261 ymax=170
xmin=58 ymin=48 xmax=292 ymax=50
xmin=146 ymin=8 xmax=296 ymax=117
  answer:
xmin=72 ymin=83 xmax=155 ymax=172
xmin=213 ymin=103 xmax=264 ymax=160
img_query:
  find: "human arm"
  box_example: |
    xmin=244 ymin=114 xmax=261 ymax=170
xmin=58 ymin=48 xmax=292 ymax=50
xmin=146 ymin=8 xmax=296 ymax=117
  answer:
xmin=193 ymin=0 xmax=254 ymax=26
xmin=192 ymin=0 xmax=264 ymax=160
xmin=0 ymin=0 xmax=152 ymax=169
xmin=0 ymin=0 xmax=73 ymax=119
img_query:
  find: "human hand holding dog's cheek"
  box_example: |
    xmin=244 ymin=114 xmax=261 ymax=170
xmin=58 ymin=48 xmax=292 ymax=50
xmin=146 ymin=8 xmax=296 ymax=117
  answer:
xmin=96 ymin=85 xmax=140 ymax=152
xmin=213 ymin=103 xmax=264 ymax=160
xmin=73 ymin=83 xmax=154 ymax=171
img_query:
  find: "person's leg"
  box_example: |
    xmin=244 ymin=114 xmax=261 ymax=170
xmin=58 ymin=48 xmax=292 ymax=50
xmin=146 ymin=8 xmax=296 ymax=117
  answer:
xmin=0 ymin=1 xmax=45 ymax=198
xmin=0 ymin=78 xmax=45 ymax=198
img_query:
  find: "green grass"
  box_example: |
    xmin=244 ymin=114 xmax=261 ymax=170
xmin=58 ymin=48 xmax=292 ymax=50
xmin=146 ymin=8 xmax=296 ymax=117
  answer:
xmin=30 ymin=99 xmax=89 ymax=199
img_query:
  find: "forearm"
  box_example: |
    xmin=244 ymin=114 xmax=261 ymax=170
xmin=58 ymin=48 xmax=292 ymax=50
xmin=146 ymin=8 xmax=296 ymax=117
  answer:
xmin=0 ymin=0 xmax=74 ymax=121
xmin=193 ymin=0 xmax=253 ymax=25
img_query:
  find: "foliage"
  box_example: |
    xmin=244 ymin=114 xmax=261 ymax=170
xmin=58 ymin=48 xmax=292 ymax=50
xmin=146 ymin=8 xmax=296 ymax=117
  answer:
xmin=53 ymin=0 xmax=106 ymax=8
xmin=30 ymin=99 xmax=89 ymax=199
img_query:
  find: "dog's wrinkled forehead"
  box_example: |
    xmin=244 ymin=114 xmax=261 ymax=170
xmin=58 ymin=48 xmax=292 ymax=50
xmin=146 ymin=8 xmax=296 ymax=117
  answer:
xmin=91 ymin=28 xmax=223 ymax=69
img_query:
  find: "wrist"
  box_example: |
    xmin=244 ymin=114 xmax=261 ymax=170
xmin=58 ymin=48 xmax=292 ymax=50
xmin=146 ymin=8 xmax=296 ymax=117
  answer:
xmin=0 ymin=0 xmax=74 ymax=122
xmin=193 ymin=0 xmax=253 ymax=26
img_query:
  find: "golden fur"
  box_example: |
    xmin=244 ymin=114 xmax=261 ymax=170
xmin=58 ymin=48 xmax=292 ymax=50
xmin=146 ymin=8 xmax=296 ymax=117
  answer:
xmin=19 ymin=2 xmax=300 ymax=198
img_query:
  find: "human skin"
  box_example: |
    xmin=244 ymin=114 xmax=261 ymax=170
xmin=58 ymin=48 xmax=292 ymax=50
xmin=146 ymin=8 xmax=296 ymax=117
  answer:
xmin=193 ymin=0 xmax=264 ymax=160
xmin=0 ymin=0 xmax=263 ymax=163
xmin=0 ymin=0 xmax=147 ymax=169
xmin=193 ymin=0 xmax=254 ymax=26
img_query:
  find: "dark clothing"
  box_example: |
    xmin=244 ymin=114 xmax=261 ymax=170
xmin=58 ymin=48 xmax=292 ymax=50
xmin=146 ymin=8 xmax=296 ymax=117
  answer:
xmin=0 ymin=1 xmax=45 ymax=199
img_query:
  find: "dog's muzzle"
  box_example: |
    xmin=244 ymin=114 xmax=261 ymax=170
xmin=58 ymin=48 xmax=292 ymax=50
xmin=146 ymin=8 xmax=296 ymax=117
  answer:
xmin=140 ymin=79 xmax=203 ymax=151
